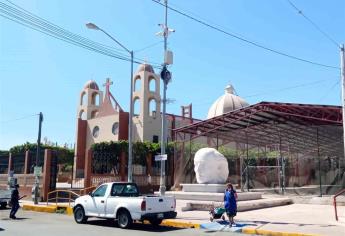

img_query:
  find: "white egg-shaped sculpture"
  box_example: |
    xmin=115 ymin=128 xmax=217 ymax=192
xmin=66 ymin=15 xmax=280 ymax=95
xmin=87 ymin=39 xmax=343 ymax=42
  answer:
xmin=194 ymin=148 xmax=229 ymax=184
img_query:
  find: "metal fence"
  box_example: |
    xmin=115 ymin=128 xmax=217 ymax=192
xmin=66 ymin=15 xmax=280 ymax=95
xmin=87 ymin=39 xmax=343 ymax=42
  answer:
xmin=0 ymin=154 xmax=9 ymax=174
xmin=92 ymin=151 xmax=119 ymax=175
xmin=28 ymin=151 xmax=45 ymax=173
xmin=12 ymin=153 xmax=25 ymax=174
xmin=173 ymin=135 xmax=345 ymax=195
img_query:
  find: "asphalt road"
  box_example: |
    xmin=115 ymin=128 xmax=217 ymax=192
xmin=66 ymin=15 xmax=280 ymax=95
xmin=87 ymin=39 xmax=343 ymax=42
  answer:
xmin=0 ymin=208 xmax=241 ymax=236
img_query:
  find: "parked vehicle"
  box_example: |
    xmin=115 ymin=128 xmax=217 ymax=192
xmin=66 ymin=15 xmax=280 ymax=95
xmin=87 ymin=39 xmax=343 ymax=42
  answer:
xmin=73 ymin=182 xmax=177 ymax=228
xmin=0 ymin=189 xmax=12 ymax=209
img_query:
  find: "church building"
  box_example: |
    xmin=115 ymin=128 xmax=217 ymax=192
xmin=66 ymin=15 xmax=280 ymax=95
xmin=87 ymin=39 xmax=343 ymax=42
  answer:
xmin=73 ymin=63 xmax=202 ymax=178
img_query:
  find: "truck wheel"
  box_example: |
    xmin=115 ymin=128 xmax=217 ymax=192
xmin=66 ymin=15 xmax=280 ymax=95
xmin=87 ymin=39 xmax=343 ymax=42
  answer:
xmin=74 ymin=206 xmax=88 ymax=224
xmin=0 ymin=202 xmax=7 ymax=209
xmin=117 ymin=210 xmax=132 ymax=229
xmin=149 ymin=219 xmax=163 ymax=226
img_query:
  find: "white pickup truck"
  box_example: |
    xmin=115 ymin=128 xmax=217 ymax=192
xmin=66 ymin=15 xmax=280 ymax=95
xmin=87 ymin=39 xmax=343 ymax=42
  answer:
xmin=73 ymin=182 xmax=177 ymax=228
xmin=0 ymin=189 xmax=12 ymax=209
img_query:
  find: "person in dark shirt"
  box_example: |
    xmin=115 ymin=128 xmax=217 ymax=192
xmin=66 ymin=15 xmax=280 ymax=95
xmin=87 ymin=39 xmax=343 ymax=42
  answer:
xmin=9 ymin=184 xmax=20 ymax=219
xmin=224 ymin=183 xmax=238 ymax=227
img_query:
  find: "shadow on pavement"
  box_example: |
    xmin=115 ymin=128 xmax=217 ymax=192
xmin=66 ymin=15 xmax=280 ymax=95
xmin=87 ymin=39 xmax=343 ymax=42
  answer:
xmin=86 ymin=219 xmax=183 ymax=232
xmin=1 ymin=217 xmax=30 ymax=221
xmin=11 ymin=217 xmax=30 ymax=220
xmin=251 ymin=220 xmax=338 ymax=227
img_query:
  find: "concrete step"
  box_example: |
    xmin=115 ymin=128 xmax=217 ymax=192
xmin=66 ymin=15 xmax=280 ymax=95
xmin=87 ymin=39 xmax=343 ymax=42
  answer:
xmin=182 ymin=197 xmax=293 ymax=212
xmin=162 ymin=191 xmax=262 ymax=202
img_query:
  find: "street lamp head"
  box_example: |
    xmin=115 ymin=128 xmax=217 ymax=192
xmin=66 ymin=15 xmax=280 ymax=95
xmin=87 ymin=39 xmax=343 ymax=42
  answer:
xmin=86 ymin=22 xmax=100 ymax=30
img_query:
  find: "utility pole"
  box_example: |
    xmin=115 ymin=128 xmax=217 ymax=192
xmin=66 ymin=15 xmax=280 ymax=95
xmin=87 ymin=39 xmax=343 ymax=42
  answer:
xmin=341 ymin=44 xmax=345 ymax=159
xmin=158 ymin=0 xmax=173 ymax=195
xmin=34 ymin=112 xmax=43 ymax=204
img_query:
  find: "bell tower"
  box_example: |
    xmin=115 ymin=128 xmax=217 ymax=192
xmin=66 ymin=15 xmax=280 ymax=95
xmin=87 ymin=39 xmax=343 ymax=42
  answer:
xmin=132 ymin=63 xmax=161 ymax=142
xmin=74 ymin=80 xmax=103 ymax=178
xmin=77 ymin=80 xmax=103 ymax=120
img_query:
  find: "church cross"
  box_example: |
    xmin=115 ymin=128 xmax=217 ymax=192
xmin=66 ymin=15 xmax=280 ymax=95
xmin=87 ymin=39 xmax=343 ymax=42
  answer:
xmin=103 ymin=78 xmax=113 ymax=95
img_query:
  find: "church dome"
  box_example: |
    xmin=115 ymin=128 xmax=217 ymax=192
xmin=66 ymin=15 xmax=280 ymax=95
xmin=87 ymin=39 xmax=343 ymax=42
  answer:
xmin=207 ymin=84 xmax=249 ymax=119
xmin=84 ymin=80 xmax=99 ymax=90
xmin=137 ymin=63 xmax=155 ymax=73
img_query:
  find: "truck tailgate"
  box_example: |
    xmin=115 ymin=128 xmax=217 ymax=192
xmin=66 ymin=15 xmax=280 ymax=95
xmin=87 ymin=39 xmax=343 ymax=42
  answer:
xmin=144 ymin=195 xmax=175 ymax=213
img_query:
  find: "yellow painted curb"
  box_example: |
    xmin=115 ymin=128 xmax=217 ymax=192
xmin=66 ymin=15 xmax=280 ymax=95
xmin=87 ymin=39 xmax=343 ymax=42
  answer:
xmin=65 ymin=207 xmax=73 ymax=216
xmin=161 ymin=219 xmax=200 ymax=229
xmin=242 ymin=227 xmax=320 ymax=236
xmin=22 ymin=204 xmax=57 ymax=213
xmin=23 ymin=204 xmax=74 ymax=216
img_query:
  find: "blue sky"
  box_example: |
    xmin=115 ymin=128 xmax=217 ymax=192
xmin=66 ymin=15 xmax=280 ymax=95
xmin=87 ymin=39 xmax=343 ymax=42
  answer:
xmin=0 ymin=0 xmax=344 ymax=150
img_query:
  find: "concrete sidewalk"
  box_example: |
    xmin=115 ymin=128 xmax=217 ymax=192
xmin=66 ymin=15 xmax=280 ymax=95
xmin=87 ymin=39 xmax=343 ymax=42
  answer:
xmin=21 ymin=199 xmax=345 ymax=236
xmin=169 ymin=200 xmax=345 ymax=235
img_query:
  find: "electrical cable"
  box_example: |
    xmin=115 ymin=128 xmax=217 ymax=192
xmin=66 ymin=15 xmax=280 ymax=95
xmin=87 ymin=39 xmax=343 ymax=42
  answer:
xmin=0 ymin=114 xmax=38 ymax=123
xmin=318 ymin=79 xmax=340 ymax=103
xmin=286 ymin=0 xmax=340 ymax=49
xmin=135 ymin=40 xmax=164 ymax=53
xmin=0 ymin=1 xmax=162 ymax=69
xmin=192 ymin=78 xmax=338 ymax=107
xmin=151 ymin=0 xmax=340 ymax=70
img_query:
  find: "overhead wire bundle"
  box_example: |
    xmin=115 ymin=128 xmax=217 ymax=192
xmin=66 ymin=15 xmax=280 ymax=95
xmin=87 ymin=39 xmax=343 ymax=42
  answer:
xmin=0 ymin=0 xmax=162 ymax=69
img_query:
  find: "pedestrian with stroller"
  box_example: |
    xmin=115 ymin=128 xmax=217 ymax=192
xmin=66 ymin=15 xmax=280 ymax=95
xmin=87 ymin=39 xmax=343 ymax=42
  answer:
xmin=224 ymin=183 xmax=238 ymax=226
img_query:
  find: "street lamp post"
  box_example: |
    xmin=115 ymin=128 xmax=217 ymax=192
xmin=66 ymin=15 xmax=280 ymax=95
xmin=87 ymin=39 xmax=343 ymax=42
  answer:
xmin=86 ymin=23 xmax=134 ymax=182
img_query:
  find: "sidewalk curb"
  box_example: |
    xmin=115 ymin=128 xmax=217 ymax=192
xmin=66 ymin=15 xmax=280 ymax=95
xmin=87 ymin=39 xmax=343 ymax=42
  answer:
xmin=161 ymin=219 xmax=200 ymax=229
xmin=22 ymin=204 xmax=73 ymax=216
xmin=242 ymin=227 xmax=319 ymax=236
xmin=22 ymin=205 xmax=199 ymax=228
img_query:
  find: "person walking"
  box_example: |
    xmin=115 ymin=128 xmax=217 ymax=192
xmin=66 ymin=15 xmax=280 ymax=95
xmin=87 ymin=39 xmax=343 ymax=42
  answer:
xmin=9 ymin=184 xmax=21 ymax=219
xmin=224 ymin=183 xmax=238 ymax=227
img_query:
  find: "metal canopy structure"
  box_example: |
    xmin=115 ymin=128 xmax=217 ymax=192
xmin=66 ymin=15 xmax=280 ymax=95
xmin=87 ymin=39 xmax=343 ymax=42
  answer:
xmin=173 ymin=102 xmax=343 ymax=157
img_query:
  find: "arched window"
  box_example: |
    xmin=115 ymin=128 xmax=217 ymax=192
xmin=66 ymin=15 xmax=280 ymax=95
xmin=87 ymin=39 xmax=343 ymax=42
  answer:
xmin=92 ymin=126 xmax=100 ymax=138
xmin=79 ymin=110 xmax=86 ymax=120
xmin=81 ymin=92 xmax=87 ymax=105
xmin=149 ymin=77 xmax=156 ymax=92
xmin=134 ymin=97 xmax=140 ymax=116
xmin=149 ymin=99 xmax=157 ymax=118
xmin=134 ymin=76 xmax=141 ymax=92
xmin=91 ymin=92 xmax=99 ymax=106
xmin=91 ymin=110 xmax=98 ymax=119
xmin=112 ymin=122 xmax=119 ymax=135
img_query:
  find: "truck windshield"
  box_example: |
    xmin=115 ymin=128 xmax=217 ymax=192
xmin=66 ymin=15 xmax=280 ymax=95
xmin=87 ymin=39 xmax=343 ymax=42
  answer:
xmin=111 ymin=183 xmax=139 ymax=197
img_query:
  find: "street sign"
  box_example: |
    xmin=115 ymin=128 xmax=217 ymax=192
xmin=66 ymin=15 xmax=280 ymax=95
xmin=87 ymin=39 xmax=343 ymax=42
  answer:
xmin=34 ymin=167 xmax=42 ymax=177
xmin=155 ymin=154 xmax=167 ymax=161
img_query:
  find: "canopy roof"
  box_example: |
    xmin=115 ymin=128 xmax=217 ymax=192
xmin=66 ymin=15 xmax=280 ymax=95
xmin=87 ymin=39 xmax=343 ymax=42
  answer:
xmin=174 ymin=102 xmax=343 ymax=157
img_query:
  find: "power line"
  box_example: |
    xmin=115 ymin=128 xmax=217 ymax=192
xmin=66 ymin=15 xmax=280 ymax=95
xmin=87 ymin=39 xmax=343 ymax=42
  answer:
xmin=135 ymin=40 xmax=164 ymax=53
xmin=0 ymin=1 xmax=131 ymax=59
xmin=244 ymin=78 xmax=333 ymax=98
xmin=318 ymin=79 xmax=340 ymax=103
xmin=151 ymin=0 xmax=340 ymax=70
xmin=5 ymin=0 xmax=133 ymax=54
xmin=192 ymin=78 xmax=337 ymax=107
xmin=0 ymin=1 xmax=162 ymax=69
xmin=286 ymin=0 xmax=339 ymax=49
xmin=1 ymin=113 xmax=38 ymax=123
